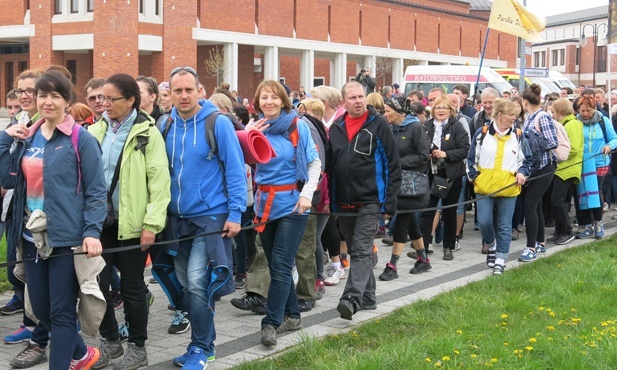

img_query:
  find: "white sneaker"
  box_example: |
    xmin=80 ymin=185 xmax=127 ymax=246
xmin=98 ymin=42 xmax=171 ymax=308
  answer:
xmin=292 ymin=266 xmax=299 ymax=286
xmin=324 ymin=264 xmax=344 ymax=286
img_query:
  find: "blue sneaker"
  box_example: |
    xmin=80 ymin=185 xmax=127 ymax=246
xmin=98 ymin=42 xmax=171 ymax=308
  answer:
xmin=576 ymin=225 xmax=594 ymax=239
xmin=173 ymin=346 xmax=215 ymax=367
xmin=4 ymin=325 xmax=33 ymax=344
xmin=0 ymin=295 xmax=23 ymax=315
xmin=179 ymin=346 xmax=210 ymax=370
xmin=595 ymin=222 xmax=605 ymax=239
xmin=535 ymin=243 xmax=546 ymax=254
xmin=518 ymin=247 xmax=537 ymax=262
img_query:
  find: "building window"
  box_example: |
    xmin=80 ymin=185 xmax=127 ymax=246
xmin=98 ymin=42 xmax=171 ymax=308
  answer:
xmin=66 ymin=60 xmax=77 ymax=85
xmin=560 ymin=49 xmax=565 ymax=66
xmin=314 ymin=77 xmax=325 ymax=87
xmin=155 ymin=0 xmax=160 ymax=16
xmin=533 ymin=51 xmax=545 ymax=68
xmin=54 ymin=0 xmax=62 ymax=14
xmin=18 ymin=61 xmax=28 ymax=72
xmin=575 ymin=47 xmax=580 ymax=65
xmin=87 ymin=0 xmax=94 ymax=12
xmin=70 ymin=0 xmax=78 ymax=13
xmin=279 ymin=77 xmax=286 ymax=85
xmin=552 ymin=50 xmax=558 ymax=67
xmin=139 ymin=0 xmax=144 ymax=14
xmin=597 ymin=45 xmax=607 ymax=73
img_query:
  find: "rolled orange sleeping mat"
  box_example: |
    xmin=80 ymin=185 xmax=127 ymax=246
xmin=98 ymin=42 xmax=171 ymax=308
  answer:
xmin=236 ymin=130 xmax=277 ymax=164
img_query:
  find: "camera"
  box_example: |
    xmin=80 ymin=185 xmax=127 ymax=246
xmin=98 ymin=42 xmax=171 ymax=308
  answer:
xmin=360 ymin=69 xmax=366 ymax=73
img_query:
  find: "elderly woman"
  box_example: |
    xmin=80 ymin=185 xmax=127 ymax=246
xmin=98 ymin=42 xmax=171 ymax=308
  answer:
xmin=545 ymin=99 xmax=583 ymax=245
xmin=420 ymin=97 xmax=470 ymax=261
xmin=574 ymin=95 xmax=617 ymax=239
xmin=467 ymin=99 xmax=530 ymax=275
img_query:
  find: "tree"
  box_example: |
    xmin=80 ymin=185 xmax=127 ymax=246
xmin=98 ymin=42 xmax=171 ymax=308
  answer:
xmin=203 ymin=46 xmax=228 ymax=87
xmin=374 ymin=56 xmax=393 ymax=88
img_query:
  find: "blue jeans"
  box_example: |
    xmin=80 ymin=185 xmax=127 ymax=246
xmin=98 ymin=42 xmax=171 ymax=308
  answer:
xmin=477 ymin=196 xmax=517 ymax=260
xmin=23 ymin=240 xmax=86 ymax=369
xmin=259 ymin=214 xmax=308 ymax=329
xmin=174 ymin=215 xmax=231 ymax=356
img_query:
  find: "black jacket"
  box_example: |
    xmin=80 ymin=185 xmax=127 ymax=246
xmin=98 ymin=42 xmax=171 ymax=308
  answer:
xmin=470 ymin=110 xmax=491 ymax=134
xmin=392 ymin=115 xmax=429 ymax=173
xmin=354 ymin=73 xmax=377 ymax=94
xmin=328 ymin=106 xmax=401 ymax=214
xmin=424 ymin=116 xmax=470 ymax=181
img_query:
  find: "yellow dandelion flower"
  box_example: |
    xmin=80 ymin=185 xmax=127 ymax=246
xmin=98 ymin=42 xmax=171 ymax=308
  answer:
xmin=501 ymin=314 xmax=508 ymax=319
xmin=456 ymin=329 xmax=463 ymax=334
xmin=571 ymin=307 xmax=577 ymax=312
xmin=539 ymin=306 xmax=545 ymax=311
xmin=529 ymin=338 xmax=537 ymax=343
xmin=518 ymin=354 xmax=523 ymax=359
xmin=471 ymin=354 xmax=478 ymax=358
xmin=491 ymin=358 xmax=498 ymax=363
xmin=513 ymin=349 xmax=521 ymax=355
xmin=502 ymin=321 xmax=508 ymax=326
xmin=435 ymin=361 xmax=442 ymax=368
xmin=503 ymin=342 xmax=509 ymax=346
xmin=425 ymin=358 xmax=432 ymax=363
xmin=454 ymin=350 xmax=460 ymax=355
xmin=525 ymin=346 xmax=534 ymax=351
xmin=549 ymin=312 xmax=556 ymax=317
xmin=547 ymin=325 xmax=555 ymax=331
xmin=442 ymin=356 xmax=451 ymax=362
xmin=581 ymin=351 xmax=587 ymax=355
xmin=546 ymin=308 xmax=552 ymax=312
xmin=548 ymin=337 xmax=554 ymax=341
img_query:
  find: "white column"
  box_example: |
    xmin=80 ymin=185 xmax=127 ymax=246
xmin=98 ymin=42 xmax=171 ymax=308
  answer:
xmin=363 ymin=55 xmax=377 ymax=77
xmin=223 ymin=42 xmax=238 ymax=90
xmin=263 ymin=46 xmax=279 ymax=81
xmin=392 ymin=58 xmax=404 ymax=86
xmin=300 ymin=49 xmax=315 ymax=91
xmin=332 ymin=52 xmax=347 ymax=89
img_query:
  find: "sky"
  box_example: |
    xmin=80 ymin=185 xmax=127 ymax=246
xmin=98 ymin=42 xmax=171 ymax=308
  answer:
xmin=524 ymin=0 xmax=608 ymax=18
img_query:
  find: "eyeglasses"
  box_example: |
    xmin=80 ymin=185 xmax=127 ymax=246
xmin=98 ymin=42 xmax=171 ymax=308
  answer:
xmin=170 ymin=67 xmax=197 ymax=78
xmin=87 ymin=94 xmax=104 ymax=103
xmin=103 ymin=96 xmax=126 ymax=104
xmin=15 ymin=88 xmax=35 ymax=97
xmin=433 ymin=106 xmax=449 ymax=111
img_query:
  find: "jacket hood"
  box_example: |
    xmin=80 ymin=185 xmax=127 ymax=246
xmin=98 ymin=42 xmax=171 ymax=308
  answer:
xmin=579 ymin=110 xmax=603 ymax=126
xmin=400 ymin=114 xmax=420 ymax=127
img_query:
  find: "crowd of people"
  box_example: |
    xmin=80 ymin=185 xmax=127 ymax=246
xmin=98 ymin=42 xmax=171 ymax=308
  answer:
xmin=0 ymin=63 xmax=615 ymax=370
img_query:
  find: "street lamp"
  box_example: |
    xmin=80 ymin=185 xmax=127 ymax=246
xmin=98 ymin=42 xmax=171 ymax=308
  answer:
xmin=580 ymin=22 xmax=608 ymax=87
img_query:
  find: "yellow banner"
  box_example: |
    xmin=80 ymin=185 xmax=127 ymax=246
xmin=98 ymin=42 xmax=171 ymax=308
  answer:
xmin=609 ymin=0 xmax=617 ymax=45
xmin=488 ymin=0 xmax=546 ymax=42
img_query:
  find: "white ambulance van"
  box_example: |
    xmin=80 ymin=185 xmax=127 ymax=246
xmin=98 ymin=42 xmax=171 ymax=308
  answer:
xmin=402 ymin=65 xmax=513 ymax=99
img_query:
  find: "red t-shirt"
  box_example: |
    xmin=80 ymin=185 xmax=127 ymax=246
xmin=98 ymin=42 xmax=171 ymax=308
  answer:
xmin=346 ymin=110 xmax=369 ymax=142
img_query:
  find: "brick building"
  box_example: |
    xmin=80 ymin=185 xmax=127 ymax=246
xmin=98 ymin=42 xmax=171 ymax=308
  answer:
xmin=0 ymin=0 xmax=518 ymax=105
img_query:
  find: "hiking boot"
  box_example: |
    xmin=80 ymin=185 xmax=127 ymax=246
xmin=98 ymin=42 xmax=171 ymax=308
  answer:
xmin=261 ymin=325 xmax=277 ymax=346
xmin=443 ymin=248 xmax=454 ymax=261
xmin=315 ymin=278 xmax=326 ymax=300
xmin=324 ymin=264 xmax=344 ymax=286
xmin=518 ymin=247 xmax=537 ymax=262
xmin=358 ymin=299 xmax=377 ymax=311
xmin=0 ymin=295 xmax=23 ymax=315
xmin=378 ymin=263 xmax=398 ymax=281
xmin=337 ymin=298 xmax=355 ymax=321
xmin=92 ymin=338 xmax=124 ymax=370
xmin=234 ymin=273 xmax=247 ymax=289
xmin=555 ymin=234 xmax=574 ymax=245
xmin=9 ymin=341 xmax=47 ymax=368
xmin=371 ymin=244 xmax=379 ymax=268
xmin=298 ymin=299 xmax=315 ymax=313
xmin=381 ymin=235 xmax=394 ymax=246
xmin=173 ymin=346 xmax=215 ymax=367
xmin=70 ymin=346 xmax=99 ymax=370
xmin=595 ymin=221 xmax=605 ymax=239
xmin=4 ymin=325 xmax=32 ymax=344
xmin=168 ymin=311 xmax=191 ymax=334
xmin=410 ymin=259 xmax=432 ymax=274
xmin=277 ymin=316 xmax=302 ymax=334
xmin=181 ymin=346 xmax=209 ymax=370
xmin=118 ymin=323 xmax=129 ymax=342
xmin=111 ymin=290 xmax=123 ymax=310
xmin=576 ymin=225 xmax=594 ymax=239
xmin=230 ymin=293 xmax=266 ymax=314
xmin=406 ymin=249 xmax=418 ymax=259
xmin=113 ymin=342 xmax=147 ymax=370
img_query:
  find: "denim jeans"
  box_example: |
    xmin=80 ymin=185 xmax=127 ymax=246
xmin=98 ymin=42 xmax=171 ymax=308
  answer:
xmin=477 ymin=196 xmax=517 ymax=260
xmin=174 ymin=215 xmax=230 ymax=356
xmin=259 ymin=214 xmax=308 ymax=329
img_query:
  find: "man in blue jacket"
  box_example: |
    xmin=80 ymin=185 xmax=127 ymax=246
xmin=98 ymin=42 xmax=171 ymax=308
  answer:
xmin=163 ymin=67 xmax=247 ymax=369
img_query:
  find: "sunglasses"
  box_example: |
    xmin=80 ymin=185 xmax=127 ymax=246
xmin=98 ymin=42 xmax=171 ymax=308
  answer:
xmin=87 ymin=94 xmax=104 ymax=103
xmin=170 ymin=67 xmax=197 ymax=78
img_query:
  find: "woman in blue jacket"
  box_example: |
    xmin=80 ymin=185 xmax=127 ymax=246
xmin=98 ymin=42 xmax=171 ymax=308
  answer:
xmin=0 ymin=71 xmax=107 ymax=369
xmin=575 ymin=95 xmax=617 ymax=239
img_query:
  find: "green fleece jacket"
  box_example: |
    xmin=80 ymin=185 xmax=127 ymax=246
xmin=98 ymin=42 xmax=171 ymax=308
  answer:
xmin=555 ymin=114 xmax=583 ymax=183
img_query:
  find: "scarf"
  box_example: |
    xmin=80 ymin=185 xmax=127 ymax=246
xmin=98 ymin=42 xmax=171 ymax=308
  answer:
xmin=579 ymin=110 xmax=603 ymax=127
xmin=263 ymin=110 xmax=309 ymax=182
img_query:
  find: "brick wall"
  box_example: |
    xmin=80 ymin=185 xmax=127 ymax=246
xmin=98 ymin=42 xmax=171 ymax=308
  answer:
xmin=0 ymin=0 xmax=26 ymax=25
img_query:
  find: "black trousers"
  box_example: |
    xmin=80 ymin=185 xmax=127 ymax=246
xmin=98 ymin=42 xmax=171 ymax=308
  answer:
xmin=523 ymin=163 xmax=555 ymax=249
xmin=551 ymin=176 xmax=575 ymax=236
xmin=420 ymin=175 xmax=463 ymax=250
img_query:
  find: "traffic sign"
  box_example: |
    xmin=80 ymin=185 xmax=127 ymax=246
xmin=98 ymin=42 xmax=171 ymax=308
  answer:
xmin=523 ymin=68 xmax=549 ymax=78
xmin=608 ymin=43 xmax=617 ymax=55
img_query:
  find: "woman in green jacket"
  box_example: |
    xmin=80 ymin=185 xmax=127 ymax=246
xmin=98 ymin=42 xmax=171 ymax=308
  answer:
xmin=547 ymin=98 xmax=583 ymax=245
xmin=87 ymin=73 xmax=170 ymax=370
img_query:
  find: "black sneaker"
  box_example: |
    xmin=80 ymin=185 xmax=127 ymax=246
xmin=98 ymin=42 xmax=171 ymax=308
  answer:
xmin=0 ymin=295 xmax=24 ymax=315
xmin=546 ymin=234 xmax=559 ymax=243
xmin=358 ymin=299 xmax=377 ymax=311
xmin=410 ymin=259 xmax=432 ymax=274
xmin=443 ymin=248 xmax=454 ymax=261
xmin=337 ymin=299 xmax=355 ymax=321
xmin=406 ymin=250 xmax=418 ymax=259
xmin=234 ymin=274 xmax=247 ymax=289
xmin=168 ymin=311 xmax=191 ymax=334
xmin=297 ymin=299 xmax=315 ymax=312
xmin=555 ymin=234 xmax=575 ymax=245
xmin=230 ymin=293 xmax=267 ymax=314
xmin=378 ymin=263 xmax=398 ymax=281
xmin=381 ymin=235 xmax=394 ymax=246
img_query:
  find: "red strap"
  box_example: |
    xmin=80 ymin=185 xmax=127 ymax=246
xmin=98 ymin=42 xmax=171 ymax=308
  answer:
xmin=253 ymin=184 xmax=297 ymax=232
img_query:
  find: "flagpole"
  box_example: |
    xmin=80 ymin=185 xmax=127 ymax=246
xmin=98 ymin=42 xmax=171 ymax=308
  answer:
xmin=518 ymin=0 xmax=527 ymax=94
xmin=474 ymin=28 xmax=491 ymax=105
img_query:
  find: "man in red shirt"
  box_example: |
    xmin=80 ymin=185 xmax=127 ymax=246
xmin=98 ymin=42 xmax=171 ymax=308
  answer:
xmin=83 ymin=78 xmax=106 ymax=126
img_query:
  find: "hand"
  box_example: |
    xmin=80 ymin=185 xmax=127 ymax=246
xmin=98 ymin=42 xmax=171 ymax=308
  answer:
xmin=323 ymin=204 xmax=330 ymax=214
xmin=222 ymin=221 xmax=241 ymax=238
xmin=5 ymin=124 xmax=29 ymax=140
xmin=292 ymin=196 xmax=312 ymax=214
xmin=432 ymin=150 xmax=447 ymax=159
xmin=140 ymin=229 xmax=156 ymax=251
xmin=516 ymin=173 xmax=526 ymax=185
xmin=246 ymin=118 xmax=269 ymax=132
xmin=602 ymin=145 xmax=612 ymax=155
xmin=83 ymin=237 xmax=103 ymax=258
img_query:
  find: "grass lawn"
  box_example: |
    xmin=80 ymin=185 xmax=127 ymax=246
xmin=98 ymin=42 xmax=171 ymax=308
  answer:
xmin=236 ymin=236 xmax=617 ymax=370
xmin=0 ymin=237 xmax=11 ymax=293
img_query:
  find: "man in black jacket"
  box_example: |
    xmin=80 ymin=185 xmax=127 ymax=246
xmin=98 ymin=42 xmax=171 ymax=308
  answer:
xmin=328 ymin=81 xmax=401 ymax=320
xmin=354 ymin=67 xmax=377 ymax=95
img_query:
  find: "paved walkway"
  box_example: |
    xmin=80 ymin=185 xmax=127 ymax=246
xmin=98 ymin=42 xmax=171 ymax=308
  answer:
xmin=0 ymin=211 xmax=615 ymax=369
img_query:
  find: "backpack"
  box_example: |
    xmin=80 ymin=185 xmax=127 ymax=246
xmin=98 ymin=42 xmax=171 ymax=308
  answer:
xmin=533 ymin=113 xmax=570 ymax=162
